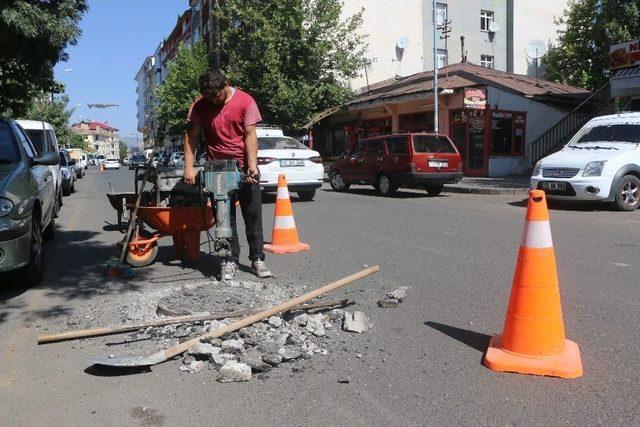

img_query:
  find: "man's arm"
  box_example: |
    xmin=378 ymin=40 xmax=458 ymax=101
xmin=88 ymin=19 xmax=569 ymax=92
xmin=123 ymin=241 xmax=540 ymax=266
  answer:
xmin=244 ymin=124 xmax=259 ymax=184
xmin=183 ymin=121 xmax=201 ymax=185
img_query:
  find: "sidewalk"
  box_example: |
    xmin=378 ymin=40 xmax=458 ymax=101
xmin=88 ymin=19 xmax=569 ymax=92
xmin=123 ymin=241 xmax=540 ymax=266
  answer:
xmin=444 ymin=176 xmax=530 ymax=195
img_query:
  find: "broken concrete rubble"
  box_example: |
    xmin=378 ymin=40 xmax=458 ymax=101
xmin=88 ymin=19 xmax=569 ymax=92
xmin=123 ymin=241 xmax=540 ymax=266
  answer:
xmin=343 ymin=311 xmax=371 ymax=333
xmin=388 ymin=288 xmax=407 ymax=301
xmin=217 ymin=361 xmax=252 ymax=383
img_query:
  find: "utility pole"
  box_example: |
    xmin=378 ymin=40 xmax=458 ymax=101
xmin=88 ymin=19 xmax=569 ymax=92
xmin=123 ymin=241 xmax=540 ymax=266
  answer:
xmin=432 ymin=0 xmax=439 ymax=133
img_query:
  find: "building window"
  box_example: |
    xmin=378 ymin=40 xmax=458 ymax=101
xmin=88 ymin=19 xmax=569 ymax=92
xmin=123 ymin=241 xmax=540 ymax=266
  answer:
xmin=480 ymin=10 xmax=494 ymax=32
xmin=437 ymin=49 xmax=447 ymax=68
xmin=480 ymin=55 xmax=494 ymax=69
xmin=436 ymin=3 xmax=447 ymax=26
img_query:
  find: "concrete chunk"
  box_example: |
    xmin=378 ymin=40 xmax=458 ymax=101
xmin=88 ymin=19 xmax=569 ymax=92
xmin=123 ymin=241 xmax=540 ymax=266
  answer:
xmin=217 ymin=361 xmax=252 ymax=383
xmin=343 ymin=311 xmax=371 ymax=333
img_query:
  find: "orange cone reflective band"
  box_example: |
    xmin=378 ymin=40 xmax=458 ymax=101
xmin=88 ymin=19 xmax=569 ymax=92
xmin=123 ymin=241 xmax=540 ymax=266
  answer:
xmin=264 ymin=174 xmax=310 ymax=254
xmin=483 ymin=190 xmax=583 ymax=378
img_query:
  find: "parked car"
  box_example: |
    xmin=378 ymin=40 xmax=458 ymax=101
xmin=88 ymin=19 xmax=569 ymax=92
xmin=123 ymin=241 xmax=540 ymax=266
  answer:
xmin=104 ymin=158 xmax=120 ymax=170
xmin=129 ymin=154 xmax=146 ymax=170
xmin=67 ymin=149 xmax=85 ymax=178
xmin=531 ymin=112 xmax=640 ymax=211
xmin=0 ymin=118 xmax=59 ymax=285
xmin=122 ymin=156 xmax=130 ymax=166
xmin=256 ymin=127 xmax=324 ymax=201
xmin=168 ymin=152 xmax=184 ymax=167
xmin=329 ymin=132 xmax=463 ymax=196
xmin=58 ymin=150 xmax=76 ymax=196
xmin=96 ymin=154 xmax=105 ymax=166
xmin=16 ymin=120 xmax=62 ymax=218
xmin=87 ymin=154 xmax=96 ymax=166
xmin=81 ymin=153 xmax=88 ymax=169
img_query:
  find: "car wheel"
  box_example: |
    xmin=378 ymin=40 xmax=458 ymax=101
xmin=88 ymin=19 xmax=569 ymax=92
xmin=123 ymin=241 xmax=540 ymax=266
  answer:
xmin=62 ymin=183 xmax=71 ymax=196
xmin=71 ymin=182 xmax=75 ymax=193
xmin=23 ymin=213 xmax=44 ymax=286
xmin=297 ymin=190 xmax=316 ymax=201
xmin=424 ymin=184 xmax=444 ymax=197
xmin=614 ymin=175 xmax=640 ymax=211
xmin=377 ymin=174 xmax=397 ymax=196
xmin=330 ymin=172 xmax=350 ymax=192
xmin=43 ymin=216 xmax=55 ymax=241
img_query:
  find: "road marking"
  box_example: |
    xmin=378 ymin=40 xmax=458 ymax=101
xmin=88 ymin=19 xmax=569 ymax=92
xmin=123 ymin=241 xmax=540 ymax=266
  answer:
xmin=613 ymin=262 xmax=629 ymax=267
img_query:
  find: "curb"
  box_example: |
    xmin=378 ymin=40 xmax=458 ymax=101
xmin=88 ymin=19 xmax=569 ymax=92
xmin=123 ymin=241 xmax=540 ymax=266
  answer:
xmin=443 ymin=186 xmax=530 ymax=196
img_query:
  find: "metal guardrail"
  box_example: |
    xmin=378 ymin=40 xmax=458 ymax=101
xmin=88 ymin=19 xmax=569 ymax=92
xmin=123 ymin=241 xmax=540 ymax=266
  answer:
xmin=529 ymin=83 xmax=612 ymax=166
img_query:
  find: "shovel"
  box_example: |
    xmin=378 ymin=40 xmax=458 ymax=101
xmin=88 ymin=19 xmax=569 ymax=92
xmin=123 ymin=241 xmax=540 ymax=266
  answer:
xmin=90 ymin=265 xmax=380 ymax=369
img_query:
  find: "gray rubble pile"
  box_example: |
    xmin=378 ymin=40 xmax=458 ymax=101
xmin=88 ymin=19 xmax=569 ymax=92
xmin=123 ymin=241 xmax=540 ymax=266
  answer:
xmin=119 ymin=279 xmax=373 ymax=382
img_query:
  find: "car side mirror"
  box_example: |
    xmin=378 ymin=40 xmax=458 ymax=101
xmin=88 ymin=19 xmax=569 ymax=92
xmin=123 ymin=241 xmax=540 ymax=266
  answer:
xmin=32 ymin=152 xmax=60 ymax=166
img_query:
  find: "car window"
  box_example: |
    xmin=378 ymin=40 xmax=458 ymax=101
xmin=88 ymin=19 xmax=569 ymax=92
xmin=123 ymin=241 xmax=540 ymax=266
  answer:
xmin=46 ymin=130 xmax=58 ymax=151
xmin=570 ymin=124 xmax=640 ymax=145
xmin=365 ymin=140 xmax=384 ymax=156
xmin=350 ymin=142 xmax=366 ymax=157
xmin=0 ymin=121 xmax=20 ymax=163
xmin=258 ymin=137 xmax=308 ymax=150
xmin=14 ymin=125 xmax=37 ymax=158
xmin=413 ymin=135 xmax=456 ymax=153
xmin=25 ymin=129 xmax=47 ymax=153
xmin=385 ymin=136 xmax=408 ymax=154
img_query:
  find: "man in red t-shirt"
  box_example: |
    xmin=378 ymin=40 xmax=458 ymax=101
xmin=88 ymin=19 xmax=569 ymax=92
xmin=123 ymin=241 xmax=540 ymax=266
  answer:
xmin=184 ymin=69 xmax=271 ymax=279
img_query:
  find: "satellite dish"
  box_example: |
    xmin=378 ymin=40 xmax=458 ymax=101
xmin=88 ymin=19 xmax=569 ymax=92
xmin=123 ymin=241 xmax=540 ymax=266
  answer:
xmin=488 ymin=21 xmax=501 ymax=33
xmin=525 ymin=40 xmax=548 ymax=59
xmin=396 ymin=37 xmax=410 ymax=50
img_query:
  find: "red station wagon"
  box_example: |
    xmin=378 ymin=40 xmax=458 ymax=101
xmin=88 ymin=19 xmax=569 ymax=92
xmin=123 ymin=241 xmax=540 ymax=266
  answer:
xmin=329 ymin=133 xmax=463 ymax=196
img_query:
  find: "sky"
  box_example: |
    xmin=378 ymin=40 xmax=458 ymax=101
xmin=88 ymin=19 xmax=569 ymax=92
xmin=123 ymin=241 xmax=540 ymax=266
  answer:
xmin=55 ymin=0 xmax=187 ymax=144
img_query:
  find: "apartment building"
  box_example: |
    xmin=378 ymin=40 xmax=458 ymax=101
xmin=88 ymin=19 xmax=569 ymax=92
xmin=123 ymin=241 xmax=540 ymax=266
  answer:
xmin=72 ymin=120 xmax=120 ymax=158
xmin=342 ymin=0 xmax=568 ymax=91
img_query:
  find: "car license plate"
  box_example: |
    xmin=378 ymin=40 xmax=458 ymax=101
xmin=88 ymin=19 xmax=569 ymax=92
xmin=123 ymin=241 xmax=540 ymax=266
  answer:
xmin=428 ymin=160 xmax=448 ymax=168
xmin=541 ymin=181 xmax=567 ymax=191
xmin=280 ymin=160 xmax=305 ymax=167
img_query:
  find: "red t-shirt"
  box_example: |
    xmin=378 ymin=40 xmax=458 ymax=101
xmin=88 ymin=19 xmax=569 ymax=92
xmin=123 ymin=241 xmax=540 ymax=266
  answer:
xmin=187 ymin=88 xmax=262 ymax=167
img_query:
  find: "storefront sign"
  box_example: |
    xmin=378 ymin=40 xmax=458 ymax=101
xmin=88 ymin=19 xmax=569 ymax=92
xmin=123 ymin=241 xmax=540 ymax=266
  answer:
xmin=609 ymin=40 xmax=640 ymax=70
xmin=464 ymin=88 xmax=487 ymax=110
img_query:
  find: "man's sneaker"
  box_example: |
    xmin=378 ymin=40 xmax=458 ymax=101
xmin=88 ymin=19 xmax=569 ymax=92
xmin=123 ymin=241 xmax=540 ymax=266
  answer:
xmin=250 ymin=259 xmax=272 ymax=278
xmin=221 ymin=261 xmax=238 ymax=280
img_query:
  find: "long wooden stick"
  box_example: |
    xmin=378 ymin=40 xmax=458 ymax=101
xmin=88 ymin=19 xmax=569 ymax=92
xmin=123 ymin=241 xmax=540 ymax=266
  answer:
xmin=38 ymin=298 xmax=352 ymax=344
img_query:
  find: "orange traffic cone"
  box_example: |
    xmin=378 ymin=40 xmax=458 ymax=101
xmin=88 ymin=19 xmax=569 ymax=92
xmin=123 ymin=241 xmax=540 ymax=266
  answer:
xmin=483 ymin=190 xmax=583 ymax=378
xmin=264 ymin=174 xmax=310 ymax=254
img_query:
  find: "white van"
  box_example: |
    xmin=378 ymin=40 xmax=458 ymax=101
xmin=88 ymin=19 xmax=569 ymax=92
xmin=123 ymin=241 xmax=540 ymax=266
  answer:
xmin=16 ymin=120 xmax=62 ymax=216
xmin=531 ymin=112 xmax=640 ymax=211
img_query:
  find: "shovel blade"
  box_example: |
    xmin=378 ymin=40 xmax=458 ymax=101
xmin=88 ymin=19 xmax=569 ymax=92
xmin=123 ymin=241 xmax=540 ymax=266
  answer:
xmin=90 ymin=355 xmax=156 ymax=368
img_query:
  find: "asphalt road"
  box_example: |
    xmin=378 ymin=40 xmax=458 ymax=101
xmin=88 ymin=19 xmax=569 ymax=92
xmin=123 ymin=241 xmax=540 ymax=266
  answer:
xmin=1 ymin=167 xmax=639 ymax=426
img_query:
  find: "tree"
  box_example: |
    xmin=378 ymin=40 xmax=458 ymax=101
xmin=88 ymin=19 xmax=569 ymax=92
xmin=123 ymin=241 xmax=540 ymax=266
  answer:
xmin=119 ymin=142 xmax=128 ymax=160
xmin=155 ymin=42 xmax=210 ymax=137
xmin=22 ymin=92 xmax=86 ymax=149
xmin=0 ymin=0 xmax=88 ymax=117
xmin=543 ymin=0 xmax=640 ymax=90
xmin=213 ymin=0 xmax=369 ymax=131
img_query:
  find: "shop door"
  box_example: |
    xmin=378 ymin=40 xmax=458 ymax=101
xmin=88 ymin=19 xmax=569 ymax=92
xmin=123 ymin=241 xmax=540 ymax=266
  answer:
xmin=465 ymin=115 xmax=487 ymax=176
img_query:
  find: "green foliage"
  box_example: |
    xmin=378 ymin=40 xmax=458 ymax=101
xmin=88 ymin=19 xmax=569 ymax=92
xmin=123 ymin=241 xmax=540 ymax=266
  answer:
xmin=22 ymin=92 xmax=85 ymax=150
xmin=67 ymin=131 xmax=86 ymax=150
xmin=542 ymin=0 xmax=640 ymax=90
xmin=119 ymin=142 xmax=128 ymax=160
xmin=156 ymin=42 xmax=210 ymax=137
xmin=0 ymin=0 xmax=88 ymax=117
xmin=215 ymin=0 xmax=369 ymax=131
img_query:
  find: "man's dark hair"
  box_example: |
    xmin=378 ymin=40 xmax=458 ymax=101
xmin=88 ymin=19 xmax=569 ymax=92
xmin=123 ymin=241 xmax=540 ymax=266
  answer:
xmin=199 ymin=69 xmax=228 ymax=94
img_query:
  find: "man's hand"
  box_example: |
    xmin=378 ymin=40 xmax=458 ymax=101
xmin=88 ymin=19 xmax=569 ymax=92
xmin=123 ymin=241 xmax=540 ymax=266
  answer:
xmin=245 ymin=165 xmax=260 ymax=184
xmin=184 ymin=165 xmax=197 ymax=185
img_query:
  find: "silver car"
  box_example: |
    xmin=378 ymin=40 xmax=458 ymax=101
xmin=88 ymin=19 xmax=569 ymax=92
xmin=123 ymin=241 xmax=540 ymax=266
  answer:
xmin=0 ymin=118 xmax=59 ymax=285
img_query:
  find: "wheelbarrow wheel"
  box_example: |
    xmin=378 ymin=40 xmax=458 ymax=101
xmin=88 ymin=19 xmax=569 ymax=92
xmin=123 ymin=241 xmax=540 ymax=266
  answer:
xmin=126 ymin=241 xmax=158 ymax=268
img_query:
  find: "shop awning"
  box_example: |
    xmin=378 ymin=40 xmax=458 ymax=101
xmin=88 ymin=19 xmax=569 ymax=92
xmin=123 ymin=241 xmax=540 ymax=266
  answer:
xmin=611 ymin=66 xmax=640 ymax=98
xmin=303 ymin=106 xmax=343 ymax=129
